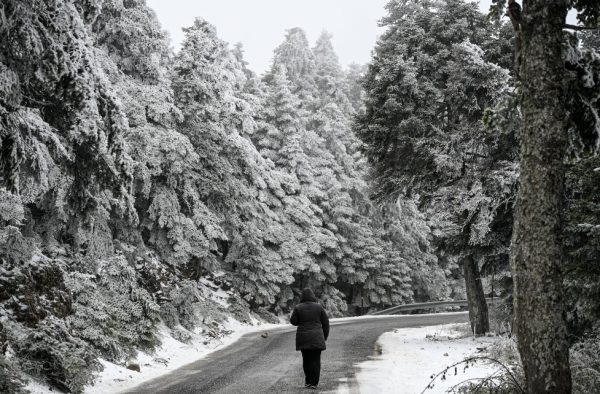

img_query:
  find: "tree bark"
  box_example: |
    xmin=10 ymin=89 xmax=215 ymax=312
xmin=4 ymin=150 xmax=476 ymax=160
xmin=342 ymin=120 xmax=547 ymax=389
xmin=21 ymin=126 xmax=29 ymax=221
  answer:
xmin=511 ymin=1 xmax=572 ymax=392
xmin=463 ymin=254 xmax=489 ymax=335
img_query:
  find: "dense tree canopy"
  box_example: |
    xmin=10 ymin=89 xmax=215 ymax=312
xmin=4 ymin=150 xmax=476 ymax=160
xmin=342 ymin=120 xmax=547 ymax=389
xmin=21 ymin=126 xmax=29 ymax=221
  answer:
xmin=355 ymin=0 xmax=517 ymax=334
xmin=0 ymin=1 xmax=452 ymax=391
xmin=2 ymin=0 xmax=598 ymax=392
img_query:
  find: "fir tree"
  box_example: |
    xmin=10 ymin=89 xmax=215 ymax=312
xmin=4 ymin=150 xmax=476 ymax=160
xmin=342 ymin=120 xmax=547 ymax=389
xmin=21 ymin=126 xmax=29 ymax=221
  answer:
xmin=270 ymin=27 xmax=318 ymax=103
xmin=355 ymin=0 xmax=515 ymax=333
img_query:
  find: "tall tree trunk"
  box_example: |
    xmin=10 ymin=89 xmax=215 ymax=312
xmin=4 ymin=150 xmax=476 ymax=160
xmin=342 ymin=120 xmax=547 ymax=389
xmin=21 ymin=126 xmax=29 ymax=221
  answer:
xmin=463 ymin=254 xmax=489 ymax=335
xmin=511 ymin=1 xmax=572 ymax=392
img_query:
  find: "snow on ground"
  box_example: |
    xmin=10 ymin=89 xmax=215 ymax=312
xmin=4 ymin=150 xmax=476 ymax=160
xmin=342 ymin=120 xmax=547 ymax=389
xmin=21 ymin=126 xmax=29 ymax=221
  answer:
xmin=24 ymin=380 xmax=53 ymax=394
xmin=25 ymin=274 xmax=286 ymax=394
xmin=84 ymin=319 xmax=283 ymax=394
xmin=339 ymin=323 xmax=500 ymax=394
xmin=26 ymin=313 xmax=500 ymax=394
xmin=25 ymin=318 xmax=284 ymax=394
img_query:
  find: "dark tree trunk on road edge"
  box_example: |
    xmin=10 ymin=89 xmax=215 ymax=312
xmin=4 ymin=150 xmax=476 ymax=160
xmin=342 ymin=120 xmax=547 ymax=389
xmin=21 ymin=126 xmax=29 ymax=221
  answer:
xmin=463 ymin=255 xmax=489 ymax=335
xmin=511 ymin=0 xmax=572 ymax=392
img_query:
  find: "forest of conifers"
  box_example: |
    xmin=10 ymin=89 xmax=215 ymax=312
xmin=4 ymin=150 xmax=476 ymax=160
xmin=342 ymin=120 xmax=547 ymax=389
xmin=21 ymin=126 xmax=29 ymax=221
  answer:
xmin=0 ymin=0 xmax=599 ymax=392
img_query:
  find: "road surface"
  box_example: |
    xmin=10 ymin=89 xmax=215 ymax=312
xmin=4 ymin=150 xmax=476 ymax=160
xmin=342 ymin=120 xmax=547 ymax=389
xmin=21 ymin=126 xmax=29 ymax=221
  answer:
xmin=126 ymin=312 xmax=468 ymax=394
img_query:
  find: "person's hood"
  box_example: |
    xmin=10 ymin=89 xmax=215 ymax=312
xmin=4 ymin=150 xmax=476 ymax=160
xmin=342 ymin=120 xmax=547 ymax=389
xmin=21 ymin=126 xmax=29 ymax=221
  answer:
xmin=300 ymin=288 xmax=317 ymax=303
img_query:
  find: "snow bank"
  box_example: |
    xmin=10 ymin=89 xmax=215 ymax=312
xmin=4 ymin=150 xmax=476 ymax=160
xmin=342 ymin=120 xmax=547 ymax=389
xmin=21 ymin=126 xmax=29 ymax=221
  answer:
xmin=344 ymin=323 xmax=499 ymax=394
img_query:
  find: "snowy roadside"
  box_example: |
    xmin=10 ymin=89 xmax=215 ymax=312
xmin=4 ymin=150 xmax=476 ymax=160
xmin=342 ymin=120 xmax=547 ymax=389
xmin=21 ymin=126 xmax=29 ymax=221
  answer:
xmin=83 ymin=314 xmax=405 ymax=393
xmin=22 ymin=273 xmax=287 ymax=394
xmin=338 ymin=323 xmax=500 ymax=394
xmin=25 ymin=318 xmax=285 ymax=394
xmin=85 ymin=319 xmax=284 ymax=393
xmin=25 ymin=314 xmax=495 ymax=394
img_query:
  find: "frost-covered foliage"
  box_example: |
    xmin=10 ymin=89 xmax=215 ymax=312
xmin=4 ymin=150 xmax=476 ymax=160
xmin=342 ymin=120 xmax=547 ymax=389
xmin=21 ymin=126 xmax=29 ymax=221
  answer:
xmin=571 ymin=332 xmax=600 ymax=393
xmin=171 ymin=19 xmax=304 ymax=308
xmin=563 ymin=31 xmax=600 ymax=156
xmin=0 ymin=354 xmax=27 ymax=394
xmin=66 ymin=256 xmax=161 ymax=360
xmin=564 ymin=155 xmax=600 ymax=336
xmin=0 ymin=252 xmax=99 ymax=393
xmin=1 ymin=0 xmax=136 ymax=217
xmin=483 ymin=19 xmax=600 ymax=343
xmin=256 ymin=28 xmax=449 ymax=310
xmin=0 ymin=0 xmax=458 ymax=390
xmin=271 ymin=27 xmax=318 ymax=102
xmin=464 ymin=330 xmax=600 ymax=394
xmin=11 ymin=317 xmax=101 ymax=393
xmin=355 ymin=0 xmax=518 ymax=313
xmin=356 ymin=0 xmax=510 ymax=199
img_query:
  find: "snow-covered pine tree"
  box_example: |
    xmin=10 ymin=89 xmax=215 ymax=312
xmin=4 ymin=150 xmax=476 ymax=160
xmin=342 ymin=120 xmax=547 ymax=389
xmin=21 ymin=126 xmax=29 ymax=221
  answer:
xmin=356 ymin=0 xmax=516 ymax=333
xmin=172 ymin=18 xmax=320 ymax=310
xmin=260 ymin=28 xmax=438 ymax=310
xmin=270 ymin=27 xmax=319 ymax=106
xmin=0 ymin=0 xmax=153 ymax=390
xmin=312 ymin=32 xmax=353 ymax=113
xmin=344 ymin=63 xmax=368 ymax=115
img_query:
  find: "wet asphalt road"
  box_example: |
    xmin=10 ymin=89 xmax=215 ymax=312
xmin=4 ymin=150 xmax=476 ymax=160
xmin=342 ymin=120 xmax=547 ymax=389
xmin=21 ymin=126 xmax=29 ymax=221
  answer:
xmin=126 ymin=312 xmax=468 ymax=394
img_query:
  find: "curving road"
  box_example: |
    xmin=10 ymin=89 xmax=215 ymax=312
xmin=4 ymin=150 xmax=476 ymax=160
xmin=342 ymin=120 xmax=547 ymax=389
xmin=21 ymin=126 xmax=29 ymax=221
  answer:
xmin=126 ymin=312 xmax=468 ymax=394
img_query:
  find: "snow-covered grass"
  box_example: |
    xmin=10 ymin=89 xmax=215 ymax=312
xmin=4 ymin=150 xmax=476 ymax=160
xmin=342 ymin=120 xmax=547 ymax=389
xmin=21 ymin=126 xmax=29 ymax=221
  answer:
xmin=341 ymin=323 xmax=501 ymax=394
xmin=25 ymin=318 xmax=283 ymax=394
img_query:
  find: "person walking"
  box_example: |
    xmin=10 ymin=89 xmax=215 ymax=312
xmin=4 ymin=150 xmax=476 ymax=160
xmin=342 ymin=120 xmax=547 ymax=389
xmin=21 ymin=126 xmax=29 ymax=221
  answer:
xmin=290 ymin=288 xmax=330 ymax=390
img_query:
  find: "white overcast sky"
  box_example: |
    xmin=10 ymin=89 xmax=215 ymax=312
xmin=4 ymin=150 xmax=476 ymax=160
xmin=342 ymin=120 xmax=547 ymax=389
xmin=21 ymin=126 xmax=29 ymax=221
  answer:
xmin=145 ymin=0 xmax=494 ymax=73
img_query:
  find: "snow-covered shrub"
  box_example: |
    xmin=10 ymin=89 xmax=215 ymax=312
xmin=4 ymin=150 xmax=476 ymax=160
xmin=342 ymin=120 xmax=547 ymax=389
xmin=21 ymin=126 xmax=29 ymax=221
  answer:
xmin=0 ymin=226 xmax=35 ymax=266
xmin=0 ymin=188 xmax=24 ymax=224
xmin=159 ymin=303 xmax=179 ymax=330
xmin=227 ymin=295 xmax=253 ymax=324
xmin=254 ymin=307 xmax=280 ymax=324
xmin=488 ymin=298 xmax=513 ymax=335
xmin=487 ymin=336 xmax=521 ymax=369
xmin=0 ymin=354 xmax=26 ymax=394
xmin=0 ymin=256 xmax=71 ymax=327
xmin=162 ymin=280 xmax=231 ymax=335
xmin=66 ymin=256 xmax=161 ymax=361
xmin=1 ymin=319 xmax=26 ymax=394
xmin=316 ymin=287 xmax=347 ymax=317
xmin=164 ymin=280 xmax=202 ymax=331
xmin=571 ymin=333 xmax=600 ymax=394
xmin=169 ymin=327 xmax=193 ymax=344
xmin=453 ymin=334 xmax=525 ymax=394
xmin=453 ymin=339 xmax=524 ymax=394
xmin=11 ymin=317 xmax=100 ymax=394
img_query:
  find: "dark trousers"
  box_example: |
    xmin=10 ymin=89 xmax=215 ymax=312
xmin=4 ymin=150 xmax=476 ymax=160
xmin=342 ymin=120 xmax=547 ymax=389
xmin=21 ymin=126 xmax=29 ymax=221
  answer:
xmin=301 ymin=349 xmax=322 ymax=386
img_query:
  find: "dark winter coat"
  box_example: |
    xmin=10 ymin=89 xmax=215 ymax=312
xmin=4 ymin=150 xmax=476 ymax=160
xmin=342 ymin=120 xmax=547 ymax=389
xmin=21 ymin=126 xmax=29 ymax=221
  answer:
xmin=290 ymin=289 xmax=330 ymax=351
